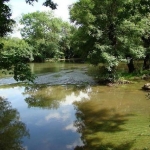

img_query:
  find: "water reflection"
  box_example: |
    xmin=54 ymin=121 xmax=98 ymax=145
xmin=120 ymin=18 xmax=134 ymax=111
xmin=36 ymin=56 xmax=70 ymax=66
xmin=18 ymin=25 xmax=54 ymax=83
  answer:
xmin=0 ymin=83 xmax=150 ymax=149
xmin=24 ymin=85 xmax=91 ymax=109
xmin=23 ymin=85 xmax=67 ymax=109
xmin=0 ymin=97 xmax=29 ymax=150
xmin=73 ymin=100 xmax=135 ymax=150
xmin=22 ymin=85 xmax=92 ymax=149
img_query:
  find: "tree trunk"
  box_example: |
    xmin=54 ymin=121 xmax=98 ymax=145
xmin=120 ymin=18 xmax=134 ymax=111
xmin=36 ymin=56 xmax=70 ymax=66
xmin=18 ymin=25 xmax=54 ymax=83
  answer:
xmin=143 ymin=54 xmax=150 ymax=70
xmin=126 ymin=57 xmax=135 ymax=73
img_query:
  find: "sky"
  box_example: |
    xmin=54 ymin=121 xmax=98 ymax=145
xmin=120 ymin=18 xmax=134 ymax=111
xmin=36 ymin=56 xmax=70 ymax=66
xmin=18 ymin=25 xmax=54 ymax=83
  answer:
xmin=8 ymin=0 xmax=78 ymax=38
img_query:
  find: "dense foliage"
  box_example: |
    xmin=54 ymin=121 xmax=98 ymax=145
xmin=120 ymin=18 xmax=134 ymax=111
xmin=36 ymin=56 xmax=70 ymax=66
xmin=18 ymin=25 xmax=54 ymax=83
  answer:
xmin=0 ymin=0 xmax=56 ymax=82
xmin=0 ymin=0 xmax=15 ymax=37
xmin=1 ymin=0 xmax=150 ymax=82
xmin=20 ymin=11 xmax=76 ymax=62
xmin=70 ymin=0 xmax=150 ymax=82
xmin=0 ymin=37 xmax=35 ymax=81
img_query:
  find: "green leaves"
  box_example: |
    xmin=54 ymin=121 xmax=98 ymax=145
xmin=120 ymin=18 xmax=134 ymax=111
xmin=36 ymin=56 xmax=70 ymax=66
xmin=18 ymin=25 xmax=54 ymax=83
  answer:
xmin=0 ymin=0 xmax=58 ymax=82
xmin=0 ymin=37 xmax=35 ymax=82
xmin=43 ymin=0 xmax=57 ymax=9
xmin=20 ymin=11 xmax=76 ymax=61
xmin=25 ymin=0 xmax=57 ymax=9
xmin=70 ymin=0 xmax=150 ymax=76
xmin=0 ymin=0 xmax=15 ymax=36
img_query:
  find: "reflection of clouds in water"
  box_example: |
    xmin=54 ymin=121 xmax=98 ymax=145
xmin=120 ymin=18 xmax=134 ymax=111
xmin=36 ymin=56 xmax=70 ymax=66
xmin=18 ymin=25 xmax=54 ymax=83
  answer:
xmin=64 ymin=123 xmax=76 ymax=132
xmin=45 ymin=111 xmax=70 ymax=122
xmin=66 ymin=139 xmax=84 ymax=149
xmin=0 ymin=87 xmax=24 ymax=98
xmin=64 ymin=89 xmax=90 ymax=149
xmin=44 ymin=89 xmax=91 ymax=123
xmin=46 ymin=112 xmax=61 ymax=120
xmin=62 ymin=90 xmax=91 ymax=106
xmin=86 ymin=85 xmax=92 ymax=93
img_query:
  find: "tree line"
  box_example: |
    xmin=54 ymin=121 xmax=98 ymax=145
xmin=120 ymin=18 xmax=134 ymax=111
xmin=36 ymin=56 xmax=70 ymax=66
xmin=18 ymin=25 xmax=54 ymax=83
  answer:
xmin=1 ymin=0 xmax=150 ymax=82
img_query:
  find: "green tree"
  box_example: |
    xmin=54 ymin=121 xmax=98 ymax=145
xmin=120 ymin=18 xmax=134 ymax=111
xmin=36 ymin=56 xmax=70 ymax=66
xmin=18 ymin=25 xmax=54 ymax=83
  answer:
xmin=59 ymin=22 xmax=77 ymax=59
xmin=0 ymin=0 xmax=56 ymax=82
xmin=140 ymin=15 xmax=150 ymax=70
xmin=0 ymin=0 xmax=15 ymax=37
xmin=70 ymin=0 xmax=149 ymax=81
xmin=0 ymin=37 xmax=34 ymax=81
xmin=20 ymin=11 xmax=76 ymax=61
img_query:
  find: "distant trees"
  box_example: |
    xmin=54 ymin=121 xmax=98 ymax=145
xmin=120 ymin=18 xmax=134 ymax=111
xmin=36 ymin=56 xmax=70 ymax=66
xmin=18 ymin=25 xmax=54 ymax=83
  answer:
xmin=0 ymin=9 xmax=78 ymax=81
xmin=0 ymin=0 xmax=77 ymax=82
xmin=0 ymin=0 xmax=57 ymax=82
xmin=20 ymin=11 xmax=76 ymax=62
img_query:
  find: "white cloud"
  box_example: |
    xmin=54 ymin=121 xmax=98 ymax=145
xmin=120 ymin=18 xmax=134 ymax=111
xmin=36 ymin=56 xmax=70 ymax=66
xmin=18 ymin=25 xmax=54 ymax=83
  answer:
xmin=45 ymin=112 xmax=61 ymax=120
xmin=64 ymin=123 xmax=77 ymax=132
xmin=45 ymin=111 xmax=70 ymax=121
xmin=62 ymin=91 xmax=90 ymax=106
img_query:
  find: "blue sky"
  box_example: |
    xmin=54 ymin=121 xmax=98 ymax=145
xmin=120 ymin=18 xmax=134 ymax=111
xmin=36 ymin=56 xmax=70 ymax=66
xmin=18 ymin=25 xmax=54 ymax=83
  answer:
xmin=8 ymin=0 xmax=77 ymax=37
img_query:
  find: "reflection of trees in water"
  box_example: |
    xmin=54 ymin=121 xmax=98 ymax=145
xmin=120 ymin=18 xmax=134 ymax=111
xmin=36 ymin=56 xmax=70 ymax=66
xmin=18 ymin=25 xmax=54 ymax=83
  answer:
xmin=24 ymin=85 xmax=70 ymax=109
xmin=0 ymin=97 xmax=29 ymax=150
xmin=73 ymin=101 xmax=135 ymax=150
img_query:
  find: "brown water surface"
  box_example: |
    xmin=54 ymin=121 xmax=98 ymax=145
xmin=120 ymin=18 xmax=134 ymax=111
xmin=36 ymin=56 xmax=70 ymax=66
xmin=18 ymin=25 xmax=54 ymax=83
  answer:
xmin=0 ymin=62 xmax=150 ymax=150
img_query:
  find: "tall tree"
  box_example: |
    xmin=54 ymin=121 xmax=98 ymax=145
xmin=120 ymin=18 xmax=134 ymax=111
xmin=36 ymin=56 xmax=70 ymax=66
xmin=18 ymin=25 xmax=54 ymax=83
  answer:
xmin=59 ymin=22 xmax=77 ymax=59
xmin=70 ymin=0 xmax=149 ymax=78
xmin=20 ymin=11 xmax=76 ymax=61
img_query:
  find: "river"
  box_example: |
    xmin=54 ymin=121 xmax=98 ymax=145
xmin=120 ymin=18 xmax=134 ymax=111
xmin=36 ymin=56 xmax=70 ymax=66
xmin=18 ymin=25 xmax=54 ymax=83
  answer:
xmin=0 ymin=62 xmax=150 ymax=150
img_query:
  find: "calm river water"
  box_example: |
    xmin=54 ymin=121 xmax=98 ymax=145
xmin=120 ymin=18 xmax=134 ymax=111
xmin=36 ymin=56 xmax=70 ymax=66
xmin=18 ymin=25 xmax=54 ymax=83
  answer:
xmin=0 ymin=62 xmax=150 ymax=150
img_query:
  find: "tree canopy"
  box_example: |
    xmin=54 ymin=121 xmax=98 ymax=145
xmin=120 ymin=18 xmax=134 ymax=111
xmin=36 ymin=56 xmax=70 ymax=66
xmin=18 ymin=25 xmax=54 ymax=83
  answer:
xmin=70 ymin=0 xmax=150 ymax=81
xmin=20 ymin=11 xmax=76 ymax=61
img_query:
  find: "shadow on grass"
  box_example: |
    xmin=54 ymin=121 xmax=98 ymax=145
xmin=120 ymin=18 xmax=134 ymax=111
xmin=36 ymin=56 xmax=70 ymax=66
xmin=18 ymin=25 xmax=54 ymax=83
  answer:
xmin=73 ymin=101 xmax=135 ymax=150
xmin=74 ymin=141 xmax=134 ymax=150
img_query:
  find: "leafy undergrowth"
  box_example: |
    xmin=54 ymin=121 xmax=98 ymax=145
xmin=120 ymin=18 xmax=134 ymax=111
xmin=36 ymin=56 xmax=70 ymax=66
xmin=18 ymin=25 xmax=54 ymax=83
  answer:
xmin=87 ymin=65 xmax=150 ymax=85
